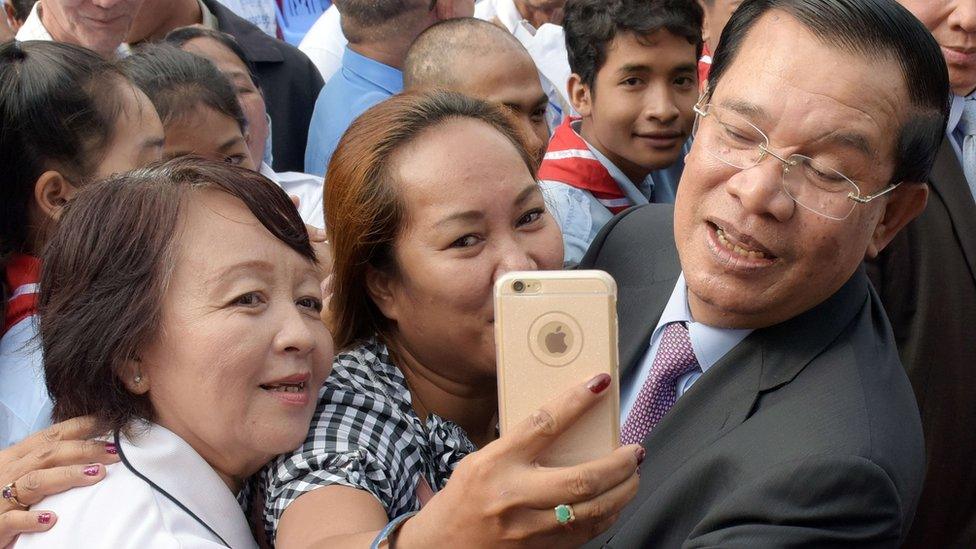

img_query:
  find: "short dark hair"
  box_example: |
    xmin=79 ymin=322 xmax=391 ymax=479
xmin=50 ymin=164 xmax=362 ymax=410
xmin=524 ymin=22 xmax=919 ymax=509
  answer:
xmin=163 ymin=25 xmax=263 ymax=91
xmin=0 ymin=40 xmax=129 ymax=319
xmin=121 ymin=44 xmax=247 ymax=136
xmin=8 ymin=0 xmax=35 ymax=22
xmin=563 ymin=0 xmax=704 ymax=89
xmin=39 ymin=157 xmax=316 ymax=433
xmin=334 ymin=0 xmax=429 ymax=43
xmin=404 ymin=17 xmax=529 ymax=90
xmin=708 ymin=0 xmax=950 ymax=186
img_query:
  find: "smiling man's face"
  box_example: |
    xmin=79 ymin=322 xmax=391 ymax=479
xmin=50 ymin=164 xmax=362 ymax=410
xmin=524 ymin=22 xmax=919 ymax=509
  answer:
xmin=674 ymin=11 xmax=910 ymax=329
xmin=899 ymin=0 xmax=976 ymax=96
xmin=41 ymin=0 xmax=144 ymax=57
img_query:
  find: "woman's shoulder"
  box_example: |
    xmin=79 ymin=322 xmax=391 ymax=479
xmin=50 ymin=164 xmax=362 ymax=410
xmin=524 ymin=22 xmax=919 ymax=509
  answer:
xmin=15 ymin=461 xmax=235 ymax=548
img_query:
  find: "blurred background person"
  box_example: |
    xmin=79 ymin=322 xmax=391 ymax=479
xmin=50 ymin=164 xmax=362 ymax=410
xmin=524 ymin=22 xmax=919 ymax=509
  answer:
xmin=121 ymin=44 xmax=325 ymax=229
xmin=1 ymin=40 xmax=164 ymax=448
xmin=869 ymin=1 xmax=976 ymax=547
xmin=403 ymin=17 xmax=551 ymax=166
xmin=695 ymin=0 xmax=742 ymax=86
xmin=15 ymin=0 xmax=143 ymax=57
xmin=127 ymin=0 xmax=324 ymax=173
xmin=303 ymin=0 xmax=474 ymax=176
xmin=1 ymin=0 xmax=33 ymax=40
xmin=539 ymin=0 xmax=701 ymax=265
xmin=15 ymin=159 xmax=333 ymax=548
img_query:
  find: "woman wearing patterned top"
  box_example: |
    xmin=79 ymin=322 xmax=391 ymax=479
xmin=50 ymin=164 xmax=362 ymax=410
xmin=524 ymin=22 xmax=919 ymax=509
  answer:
xmin=266 ymin=90 xmax=644 ymax=548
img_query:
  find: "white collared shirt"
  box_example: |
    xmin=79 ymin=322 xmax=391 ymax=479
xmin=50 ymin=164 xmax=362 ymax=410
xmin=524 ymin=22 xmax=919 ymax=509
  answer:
xmin=14 ymin=423 xmax=258 ymax=549
xmin=259 ymin=163 xmax=325 ymax=229
xmin=619 ymin=274 xmax=752 ymax=420
xmin=16 ymin=3 xmax=130 ymax=57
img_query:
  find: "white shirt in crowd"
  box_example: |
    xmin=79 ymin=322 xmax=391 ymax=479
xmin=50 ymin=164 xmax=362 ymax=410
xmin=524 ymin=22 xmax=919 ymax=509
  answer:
xmin=219 ymin=0 xmax=278 ymax=37
xmin=298 ymin=5 xmax=344 ymax=84
xmin=260 ymin=163 xmax=325 ymax=229
xmin=14 ymin=423 xmax=258 ymax=549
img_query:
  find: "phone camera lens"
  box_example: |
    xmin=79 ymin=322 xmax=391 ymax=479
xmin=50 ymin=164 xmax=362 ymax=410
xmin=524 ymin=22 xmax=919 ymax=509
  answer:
xmin=513 ymin=280 xmax=525 ymax=292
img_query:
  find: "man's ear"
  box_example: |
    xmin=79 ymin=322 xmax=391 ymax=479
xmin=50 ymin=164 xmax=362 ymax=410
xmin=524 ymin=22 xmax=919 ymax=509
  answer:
xmin=865 ymin=182 xmax=928 ymax=259
xmin=33 ymin=171 xmax=78 ymax=223
xmin=697 ymin=1 xmax=712 ymax=49
xmin=365 ymin=266 xmax=401 ymax=322
xmin=567 ymin=73 xmax=592 ymax=117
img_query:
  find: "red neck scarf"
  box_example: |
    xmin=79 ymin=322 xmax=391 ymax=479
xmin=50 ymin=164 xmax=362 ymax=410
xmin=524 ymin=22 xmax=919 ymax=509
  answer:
xmin=537 ymin=117 xmax=633 ymax=214
xmin=3 ymin=254 xmax=41 ymax=336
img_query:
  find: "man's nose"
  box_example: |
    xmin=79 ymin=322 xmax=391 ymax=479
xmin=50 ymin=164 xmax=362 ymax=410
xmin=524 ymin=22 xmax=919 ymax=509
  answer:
xmin=950 ymin=1 xmax=976 ymax=33
xmin=724 ymin=157 xmax=796 ymax=222
xmin=643 ymin=85 xmax=681 ymax=125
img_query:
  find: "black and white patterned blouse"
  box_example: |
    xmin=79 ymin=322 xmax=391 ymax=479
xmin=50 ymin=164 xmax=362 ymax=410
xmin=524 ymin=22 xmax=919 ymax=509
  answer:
xmin=261 ymin=337 xmax=477 ymax=543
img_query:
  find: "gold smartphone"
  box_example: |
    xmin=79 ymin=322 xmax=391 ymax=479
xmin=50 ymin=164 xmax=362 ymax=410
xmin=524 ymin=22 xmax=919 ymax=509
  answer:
xmin=494 ymin=270 xmax=620 ymax=467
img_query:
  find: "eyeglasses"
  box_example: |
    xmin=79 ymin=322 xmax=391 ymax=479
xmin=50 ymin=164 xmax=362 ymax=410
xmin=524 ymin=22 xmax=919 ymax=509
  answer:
xmin=691 ymin=101 xmax=900 ymax=220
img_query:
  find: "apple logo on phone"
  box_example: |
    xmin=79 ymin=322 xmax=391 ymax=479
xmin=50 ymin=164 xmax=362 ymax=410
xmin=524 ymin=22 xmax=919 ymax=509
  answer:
xmin=545 ymin=325 xmax=569 ymax=355
xmin=531 ymin=316 xmax=581 ymax=366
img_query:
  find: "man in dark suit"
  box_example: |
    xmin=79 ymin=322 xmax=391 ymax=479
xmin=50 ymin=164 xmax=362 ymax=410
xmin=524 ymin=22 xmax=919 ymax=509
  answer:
xmin=868 ymin=2 xmax=976 ymax=546
xmin=575 ymin=0 xmax=950 ymax=545
xmin=128 ymin=0 xmax=324 ymax=173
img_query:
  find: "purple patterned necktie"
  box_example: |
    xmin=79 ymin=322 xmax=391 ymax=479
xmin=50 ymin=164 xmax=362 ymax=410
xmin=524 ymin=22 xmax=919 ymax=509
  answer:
xmin=620 ymin=322 xmax=700 ymax=445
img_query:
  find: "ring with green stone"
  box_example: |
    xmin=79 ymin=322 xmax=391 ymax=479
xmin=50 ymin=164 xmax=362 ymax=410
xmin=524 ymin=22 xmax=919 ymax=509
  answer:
xmin=554 ymin=503 xmax=576 ymax=525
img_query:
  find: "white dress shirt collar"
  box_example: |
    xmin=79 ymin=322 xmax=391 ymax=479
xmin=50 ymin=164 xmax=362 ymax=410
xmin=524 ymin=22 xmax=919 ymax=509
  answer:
xmin=654 ymin=273 xmax=753 ymax=373
xmin=118 ymin=423 xmax=258 ymax=549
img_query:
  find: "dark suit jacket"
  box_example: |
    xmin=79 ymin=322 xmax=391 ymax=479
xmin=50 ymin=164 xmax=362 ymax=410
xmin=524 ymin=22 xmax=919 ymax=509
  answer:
xmin=581 ymin=205 xmax=925 ymax=548
xmin=206 ymin=0 xmax=324 ymax=173
xmin=867 ymin=140 xmax=976 ymax=548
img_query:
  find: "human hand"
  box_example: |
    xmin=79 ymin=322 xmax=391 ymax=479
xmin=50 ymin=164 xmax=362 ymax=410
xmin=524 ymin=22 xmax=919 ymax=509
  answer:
xmin=0 ymin=417 xmax=119 ymax=547
xmin=397 ymin=373 xmax=641 ymax=548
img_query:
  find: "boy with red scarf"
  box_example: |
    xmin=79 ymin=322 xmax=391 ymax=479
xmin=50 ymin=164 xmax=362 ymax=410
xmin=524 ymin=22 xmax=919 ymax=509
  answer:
xmin=539 ymin=0 xmax=702 ymax=265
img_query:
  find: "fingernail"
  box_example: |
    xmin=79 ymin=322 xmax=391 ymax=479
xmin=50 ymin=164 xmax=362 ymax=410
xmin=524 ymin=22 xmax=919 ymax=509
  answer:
xmin=635 ymin=446 xmax=646 ymax=465
xmin=586 ymin=373 xmax=612 ymax=394
xmin=104 ymin=442 xmax=117 ymax=454
xmin=83 ymin=464 xmax=100 ymax=476
xmin=38 ymin=512 xmax=53 ymax=525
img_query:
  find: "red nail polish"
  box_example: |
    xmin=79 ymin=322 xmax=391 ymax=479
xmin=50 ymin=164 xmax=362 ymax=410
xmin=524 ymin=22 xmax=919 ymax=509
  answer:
xmin=104 ymin=442 xmax=117 ymax=454
xmin=83 ymin=464 xmax=100 ymax=476
xmin=38 ymin=512 xmax=52 ymax=525
xmin=587 ymin=373 xmax=612 ymax=394
xmin=635 ymin=446 xmax=646 ymax=465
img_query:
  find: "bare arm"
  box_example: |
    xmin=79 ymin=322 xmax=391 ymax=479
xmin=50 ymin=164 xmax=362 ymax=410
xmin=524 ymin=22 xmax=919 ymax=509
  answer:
xmin=276 ymin=486 xmax=388 ymax=549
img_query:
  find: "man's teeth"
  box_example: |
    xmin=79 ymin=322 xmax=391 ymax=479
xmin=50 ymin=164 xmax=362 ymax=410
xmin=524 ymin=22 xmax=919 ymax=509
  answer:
xmin=716 ymin=228 xmax=767 ymax=259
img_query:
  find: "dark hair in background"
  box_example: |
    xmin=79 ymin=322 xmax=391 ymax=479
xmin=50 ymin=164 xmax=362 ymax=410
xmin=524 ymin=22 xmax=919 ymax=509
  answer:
xmin=708 ymin=0 xmax=950 ymax=186
xmin=326 ymin=89 xmax=538 ymax=350
xmin=120 ymin=43 xmax=248 ymax=136
xmin=563 ymin=0 xmax=704 ymax=89
xmin=0 ymin=40 xmax=128 ymax=321
xmin=39 ymin=157 xmax=316 ymax=433
xmin=163 ymin=25 xmax=263 ymax=92
xmin=8 ymin=0 xmax=35 ymax=22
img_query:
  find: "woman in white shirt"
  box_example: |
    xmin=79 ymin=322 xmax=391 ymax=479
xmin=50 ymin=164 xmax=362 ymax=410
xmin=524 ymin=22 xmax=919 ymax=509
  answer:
xmin=14 ymin=158 xmax=335 ymax=548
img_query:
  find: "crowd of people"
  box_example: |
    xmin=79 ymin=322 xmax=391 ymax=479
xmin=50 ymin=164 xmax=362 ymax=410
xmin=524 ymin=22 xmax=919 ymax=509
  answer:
xmin=0 ymin=0 xmax=973 ymax=547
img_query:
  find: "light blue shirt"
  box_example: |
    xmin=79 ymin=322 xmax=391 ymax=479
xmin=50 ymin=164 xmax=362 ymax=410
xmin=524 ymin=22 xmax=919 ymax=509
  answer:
xmin=304 ymin=47 xmax=403 ymax=176
xmin=1 ymin=316 xmax=52 ymax=448
xmin=946 ymin=92 xmax=976 ymax=202
xmin=540 ymin=120 xmax=688 ymax=266
xmin=619 ymin=274 xmax=752 ymax=420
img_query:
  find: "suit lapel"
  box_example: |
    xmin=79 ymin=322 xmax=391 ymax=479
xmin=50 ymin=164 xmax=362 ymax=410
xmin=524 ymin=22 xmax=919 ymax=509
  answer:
xmin=616 ymin=237 xmax=681 ymax=377
xmin=604 ymin=270 xmax=873 ymax=542
xmin=929 ymin=140 xmax=976 ymax=284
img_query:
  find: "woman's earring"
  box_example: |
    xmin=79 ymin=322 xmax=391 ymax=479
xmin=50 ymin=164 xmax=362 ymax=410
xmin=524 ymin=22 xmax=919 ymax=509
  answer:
xmin=134 ymin=373 xmax=143 ymax=384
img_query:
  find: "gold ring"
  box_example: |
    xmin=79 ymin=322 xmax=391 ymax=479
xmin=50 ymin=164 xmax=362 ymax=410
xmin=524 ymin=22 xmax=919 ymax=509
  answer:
xmin=2 ymin=481 xmax=28 ymax=509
